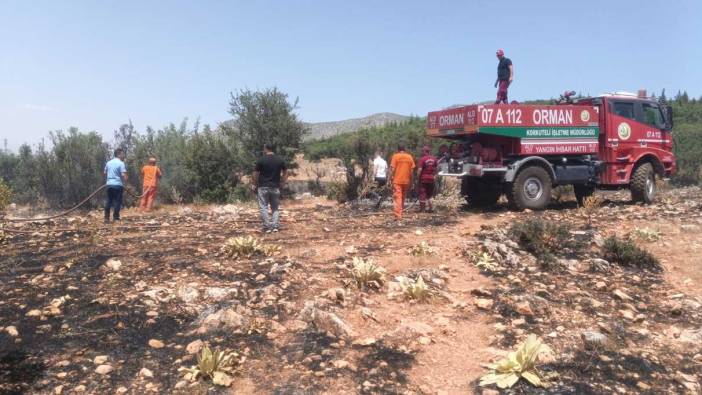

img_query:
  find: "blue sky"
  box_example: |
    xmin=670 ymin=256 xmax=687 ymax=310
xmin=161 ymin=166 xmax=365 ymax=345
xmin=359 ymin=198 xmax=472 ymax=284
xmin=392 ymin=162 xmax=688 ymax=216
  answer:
xmin=0 ymin=0 xmax=700 ymax=150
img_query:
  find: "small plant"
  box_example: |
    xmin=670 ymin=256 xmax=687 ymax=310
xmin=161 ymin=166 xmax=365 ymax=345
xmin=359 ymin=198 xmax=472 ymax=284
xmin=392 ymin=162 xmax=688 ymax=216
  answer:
xmin=0 ymin=180 xmax=11 ymax=212
xmin=401 ymin=275 xmax=432 ymax=301
xmin=579 ymin=195 xmax=604 ymax=227
xmin=349 ymin=257 xmax=385 ymax=290
xmin=221 ymin=236 xmax=278 ymax=259
xmin=182 ymin=346 xmax=240 ymax=387
xmin=432 ymin=178 xmax=463 ymax=212
xmin=473 ymin=252 xmax=499 ymax=272
xmin=408 ymin=241 xmax=436 ymax=256
xmin=508 ymin=218 xmax=572 ymax=269
xmin=480 ymin=334 xmax=553 ymax=389
xmin=629 ymin=227 xmax=660 ymax=242
xmin=602 ymin=236 xmax=661 ymax=271
xmin=170 ymin=185 xmax=183 ymax=205
xmin=326 ymin=181 xmax=348 ymax=203
xmin=551 ymin=185 xmax=574 ymax=203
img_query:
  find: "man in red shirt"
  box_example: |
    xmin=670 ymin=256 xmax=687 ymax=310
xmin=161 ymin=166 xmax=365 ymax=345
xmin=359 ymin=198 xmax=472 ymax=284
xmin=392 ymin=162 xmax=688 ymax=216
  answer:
xmin=417 ymin=146 xmax=438 ymax=212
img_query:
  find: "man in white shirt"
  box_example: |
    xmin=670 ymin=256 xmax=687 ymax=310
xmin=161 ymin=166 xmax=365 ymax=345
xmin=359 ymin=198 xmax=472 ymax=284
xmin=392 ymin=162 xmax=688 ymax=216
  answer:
xmin=373 ymin=151 xmax=388 ymax=186
xmin=372 ymin=150 xmax=388 ymax=210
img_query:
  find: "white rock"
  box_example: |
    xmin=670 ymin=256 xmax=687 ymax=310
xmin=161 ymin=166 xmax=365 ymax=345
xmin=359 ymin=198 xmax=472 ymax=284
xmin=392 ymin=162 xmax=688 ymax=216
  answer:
xmin=138 ymin=368 xmax=154 ymax=378
xmin=186 ymin=339 xmax=204 ymax=355
xmin=176 ymin=286 xmax=199 ymax=303
xmin=94 ymin=364 xmax=114 ymax=375
xmin=104 ymin=258 xmax=122 ymax=272
xmin=93 ymin=355 xmax=108 ymax=365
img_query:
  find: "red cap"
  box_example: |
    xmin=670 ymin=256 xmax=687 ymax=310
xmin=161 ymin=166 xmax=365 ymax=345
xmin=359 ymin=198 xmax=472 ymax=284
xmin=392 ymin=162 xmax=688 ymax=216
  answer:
xmin=496 ymin=49 xmax=504 ymax=57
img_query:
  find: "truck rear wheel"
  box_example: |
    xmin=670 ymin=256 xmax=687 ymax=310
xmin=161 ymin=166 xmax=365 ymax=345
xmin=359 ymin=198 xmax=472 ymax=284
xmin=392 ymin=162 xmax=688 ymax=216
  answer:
xmin=508 ymin=166 xmax=552 ymax=210
xmin=461 ymin=178 xmax=500 ymax=207
xmin=630 ymin=163 xmax=656 ymax=204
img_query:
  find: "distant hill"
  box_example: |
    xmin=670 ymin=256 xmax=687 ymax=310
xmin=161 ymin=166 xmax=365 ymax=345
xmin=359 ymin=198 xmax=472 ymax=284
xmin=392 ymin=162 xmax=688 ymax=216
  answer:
xmin=304 ymin=112 xmax=410 ymax=140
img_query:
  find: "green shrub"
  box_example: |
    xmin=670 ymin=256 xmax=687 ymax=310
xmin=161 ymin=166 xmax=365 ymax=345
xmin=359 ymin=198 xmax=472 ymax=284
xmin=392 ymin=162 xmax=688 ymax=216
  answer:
xmin=0 ymin=179 xmax=11 ymax=211
xmin=509 ymin=218 xmax=572 ymax=269
xmin=326 ymin=181 xmax=348 ymax=203
xmin=601 ymin=236 xmax=661 ymax=271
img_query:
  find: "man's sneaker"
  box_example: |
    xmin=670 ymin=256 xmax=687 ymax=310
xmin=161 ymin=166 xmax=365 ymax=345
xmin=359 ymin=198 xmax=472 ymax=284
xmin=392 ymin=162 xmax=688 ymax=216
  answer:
xmin=104 ymin=219 xmax=110 ymax=224
xmin=264 ymin=229 xmax=272 ymax=234
xmin=272 ymin=228 xmax=279 ymax=233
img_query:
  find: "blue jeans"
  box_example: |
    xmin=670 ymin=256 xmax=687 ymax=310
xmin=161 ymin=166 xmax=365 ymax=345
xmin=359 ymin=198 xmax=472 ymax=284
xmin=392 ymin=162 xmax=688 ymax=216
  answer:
xmin=257 ymin=187 xmax=280 ymax=230
xmin=104 ymin=185 xmax=124 ymax=220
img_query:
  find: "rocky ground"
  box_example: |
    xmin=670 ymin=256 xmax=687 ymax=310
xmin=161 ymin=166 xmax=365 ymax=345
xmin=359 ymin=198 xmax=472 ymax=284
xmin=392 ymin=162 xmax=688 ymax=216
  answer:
xmin=1 ymin=186 xmax=701 ymax=394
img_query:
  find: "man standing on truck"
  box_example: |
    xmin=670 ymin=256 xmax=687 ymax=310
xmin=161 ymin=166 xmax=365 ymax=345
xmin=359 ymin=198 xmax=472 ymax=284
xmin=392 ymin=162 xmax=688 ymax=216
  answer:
xmin=389 ymin=143 xmax=415 ymax=221
xmin=494 ymin=49 xmax=513 ymax=104
xmin=417 ymin=146 xmax=438 ymax=212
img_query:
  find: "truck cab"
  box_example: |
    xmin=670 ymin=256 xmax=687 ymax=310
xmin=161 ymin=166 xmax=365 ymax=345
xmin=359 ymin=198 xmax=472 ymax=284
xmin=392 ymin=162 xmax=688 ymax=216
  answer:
xmin=426 ymin=91 xmax=675 ymax=210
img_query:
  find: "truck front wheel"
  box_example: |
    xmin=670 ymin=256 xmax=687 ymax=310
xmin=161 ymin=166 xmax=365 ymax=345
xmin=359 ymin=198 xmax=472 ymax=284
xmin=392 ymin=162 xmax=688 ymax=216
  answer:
xmin=508 ymin=166 xmax=552 ymax=210
xmin=630 ymin=163 xmax=656 ymax=204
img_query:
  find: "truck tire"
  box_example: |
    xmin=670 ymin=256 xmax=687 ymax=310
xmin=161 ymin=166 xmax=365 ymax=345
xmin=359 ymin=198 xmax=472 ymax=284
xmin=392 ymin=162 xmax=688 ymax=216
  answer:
xmin=574 ymin=185 xmax=595 ymax=206
xmin=461 ymin=178 xmax=500 ymax=207
xmin=508 ymin=166 xmax=552 ymax=210
xmin=630 ymin=163 xmax=656 ymax=203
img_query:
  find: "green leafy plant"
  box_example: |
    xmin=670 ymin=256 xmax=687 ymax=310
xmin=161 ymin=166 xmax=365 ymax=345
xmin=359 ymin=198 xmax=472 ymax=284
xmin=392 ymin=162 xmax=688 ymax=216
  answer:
xmin=408 ymin=241 xmax=436 ymax=256
xmin=401 ymin=275 xmax=432 ymax=301
xmin=183 ymin=346 xmax=240 ymax=387
xmin=221 ymin=236 xmax=279 ymax=259
xmin=480 ymin=334 xmax=553 ymax=389
xmin=629 ymin=227 xmax=660 ymax=242
xmin=602 ymin=235 xmax=661 ymax=271
xmin=579 ymin=195 xmax=604 ymax=227
xmin=349 ymin=257 xmax=385 ymax=290
xmin=509 ymin=218 xmax=572 ymax=269
xmin=473 ymin=252 xmax=499 ymax=272
xmin=0 ymin=179 xmax=11 ymax=212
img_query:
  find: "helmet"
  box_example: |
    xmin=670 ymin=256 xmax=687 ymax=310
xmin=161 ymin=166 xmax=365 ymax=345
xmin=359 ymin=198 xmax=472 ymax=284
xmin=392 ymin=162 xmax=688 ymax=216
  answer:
xmin=496 ymin=49 xmax=504 ymax=57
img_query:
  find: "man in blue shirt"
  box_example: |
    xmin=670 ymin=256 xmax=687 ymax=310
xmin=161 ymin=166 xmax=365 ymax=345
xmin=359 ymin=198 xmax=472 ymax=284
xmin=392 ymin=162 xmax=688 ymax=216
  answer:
xmin=103 ymin=148 xmax=128 ymax=223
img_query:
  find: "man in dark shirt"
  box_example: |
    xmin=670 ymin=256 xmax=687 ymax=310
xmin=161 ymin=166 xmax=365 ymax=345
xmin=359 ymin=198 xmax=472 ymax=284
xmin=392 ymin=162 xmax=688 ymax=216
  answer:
xmin=494 ymin=49 xmax=513 ymax=104
xmin=252 ymin=144 xmax=287 ymax=233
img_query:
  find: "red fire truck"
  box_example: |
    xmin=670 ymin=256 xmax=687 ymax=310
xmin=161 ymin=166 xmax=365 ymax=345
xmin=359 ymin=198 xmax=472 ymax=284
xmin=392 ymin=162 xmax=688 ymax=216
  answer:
xmin=426 ymin=91 xmax=676 ymax=210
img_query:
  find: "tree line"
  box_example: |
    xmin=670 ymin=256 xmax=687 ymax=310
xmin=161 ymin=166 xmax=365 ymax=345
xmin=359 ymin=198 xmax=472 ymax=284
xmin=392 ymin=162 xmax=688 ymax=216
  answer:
xmin=1 ymin=89 xmax=700 ymax=209
xmin=0 ymin=88 xmax=306 ymax=208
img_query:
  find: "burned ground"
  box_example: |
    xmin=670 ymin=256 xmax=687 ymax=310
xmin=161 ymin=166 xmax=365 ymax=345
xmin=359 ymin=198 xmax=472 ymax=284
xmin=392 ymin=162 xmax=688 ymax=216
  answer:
xmin=1 ymin=188 xmax=701 ymax=394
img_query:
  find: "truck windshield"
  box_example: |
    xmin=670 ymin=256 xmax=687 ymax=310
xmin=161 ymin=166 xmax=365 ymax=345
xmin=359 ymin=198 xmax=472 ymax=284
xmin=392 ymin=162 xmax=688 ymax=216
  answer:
xmin=641 ymin=103 xmax=665 ymax=129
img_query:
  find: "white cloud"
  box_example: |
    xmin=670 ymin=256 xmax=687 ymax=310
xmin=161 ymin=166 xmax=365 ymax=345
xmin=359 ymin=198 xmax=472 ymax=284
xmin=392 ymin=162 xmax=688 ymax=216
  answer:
xmin=23 ymin=103 xmax=60 ymax=112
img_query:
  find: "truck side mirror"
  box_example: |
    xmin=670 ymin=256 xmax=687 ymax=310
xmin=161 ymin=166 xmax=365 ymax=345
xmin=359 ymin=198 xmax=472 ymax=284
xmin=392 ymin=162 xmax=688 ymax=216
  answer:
xmin=664 ymin=105 xmax=674 ymax=130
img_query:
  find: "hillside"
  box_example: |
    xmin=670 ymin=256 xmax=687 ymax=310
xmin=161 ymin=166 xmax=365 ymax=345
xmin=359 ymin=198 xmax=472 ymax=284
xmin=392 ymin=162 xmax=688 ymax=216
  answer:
xmin=304 ymin=112 xmax=409 ymax=140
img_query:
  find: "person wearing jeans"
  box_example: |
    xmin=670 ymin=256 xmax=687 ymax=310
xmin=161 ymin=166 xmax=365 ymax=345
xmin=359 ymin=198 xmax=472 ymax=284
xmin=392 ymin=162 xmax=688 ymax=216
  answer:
xmin=257 ymin=187 xmax=280 ymax=231
xmin=103 ymin=148 xmax=128 ymax=223
xmin=252 ymin=144 xmax=287 ymax=233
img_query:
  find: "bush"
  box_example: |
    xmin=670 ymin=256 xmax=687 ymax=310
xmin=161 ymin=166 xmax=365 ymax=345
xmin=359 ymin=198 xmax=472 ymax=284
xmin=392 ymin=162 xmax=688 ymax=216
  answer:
xmin=325 ymin=181 xmax=348 ymax=203
xmin=601 ymin=236 xmax=661 ymax=271
xmin=0 ymin=179 xmax=11 ymax=211
xmin=509 ymin=218 xmax=572 ymax=268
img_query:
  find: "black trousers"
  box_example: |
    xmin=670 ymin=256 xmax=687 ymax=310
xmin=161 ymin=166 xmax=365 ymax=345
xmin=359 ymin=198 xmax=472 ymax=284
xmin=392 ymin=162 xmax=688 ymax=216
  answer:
xmin=104 ymin=186 xmax=124 ymax=220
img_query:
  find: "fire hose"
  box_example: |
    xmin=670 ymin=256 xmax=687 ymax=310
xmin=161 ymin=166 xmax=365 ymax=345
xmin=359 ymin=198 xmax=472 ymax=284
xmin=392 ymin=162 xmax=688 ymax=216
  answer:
xmin=2 ymin=185 xmax=151 ymax=223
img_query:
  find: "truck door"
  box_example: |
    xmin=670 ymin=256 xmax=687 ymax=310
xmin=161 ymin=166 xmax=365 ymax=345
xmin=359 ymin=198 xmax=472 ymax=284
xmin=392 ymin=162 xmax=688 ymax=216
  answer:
xmin=636 ymin=101 xmax=670 ymax=151
xmin=604 ymin=99 xmax=638 ymax=184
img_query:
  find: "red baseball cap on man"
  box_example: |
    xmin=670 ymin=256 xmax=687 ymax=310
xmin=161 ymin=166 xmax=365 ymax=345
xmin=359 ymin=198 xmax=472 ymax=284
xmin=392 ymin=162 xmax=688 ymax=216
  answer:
xmin=496 ymin=49 xmax=504 ymax=57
